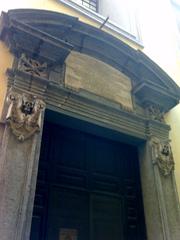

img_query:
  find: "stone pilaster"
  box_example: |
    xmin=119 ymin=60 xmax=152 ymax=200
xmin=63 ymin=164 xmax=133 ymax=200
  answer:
xmin=0 ymin=91 xmax=45 ymax=240
xmin=150 ymin=137 xmax=180 ymax=240
xmin=139 ymin=136 xmax=180 ymax=240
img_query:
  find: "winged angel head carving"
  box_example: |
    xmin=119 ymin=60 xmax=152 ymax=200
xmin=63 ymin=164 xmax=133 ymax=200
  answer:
xmin=151 ymin=137 xmax=174 ymax=176
xmin=6 ymin=92 xmax=45 ymax=141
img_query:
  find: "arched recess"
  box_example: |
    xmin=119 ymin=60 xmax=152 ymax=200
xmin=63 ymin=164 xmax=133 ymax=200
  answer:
xmin=0 ymin=9 xmax=180 ymax=240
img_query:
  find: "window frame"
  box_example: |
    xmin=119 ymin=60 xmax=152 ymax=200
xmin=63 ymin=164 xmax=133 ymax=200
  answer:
xmin=58 ymin=0 xmax=143 ymax=46
xmin=81 ymin=0 xmax=98 ymax=12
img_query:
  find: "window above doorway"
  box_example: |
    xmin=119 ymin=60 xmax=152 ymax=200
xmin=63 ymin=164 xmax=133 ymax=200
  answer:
xmin=58 ymin=0 xmax=143 ymax=46
xmin=72 ymin=0 xmax=98 ymax=12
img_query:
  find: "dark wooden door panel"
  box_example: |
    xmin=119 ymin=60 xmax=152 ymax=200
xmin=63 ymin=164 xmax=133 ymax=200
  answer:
xmin=47 ymin=188 xmax=89 ymax=240
xmin=92 ymin=194 xmax=123 ymax=240
xmin=30 ymin=121 xmax=146 ymax=240
xmin=93 ymin=221 xmax=121 ymax=240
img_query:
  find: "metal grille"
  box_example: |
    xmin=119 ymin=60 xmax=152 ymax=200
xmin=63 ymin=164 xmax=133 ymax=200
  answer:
xmin=82 ymin=0 xmax=98 ymax=12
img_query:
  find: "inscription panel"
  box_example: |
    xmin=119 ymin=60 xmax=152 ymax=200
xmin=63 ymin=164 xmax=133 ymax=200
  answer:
xmin=65 ymin=52 xmax=133 ymax=110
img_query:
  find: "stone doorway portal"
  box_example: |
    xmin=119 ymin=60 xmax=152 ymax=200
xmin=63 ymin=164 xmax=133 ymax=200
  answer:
xmin=0 ymin=9 xmax=180 ymax=240
xmin=30 ymin=115 xmax=146 ymax=240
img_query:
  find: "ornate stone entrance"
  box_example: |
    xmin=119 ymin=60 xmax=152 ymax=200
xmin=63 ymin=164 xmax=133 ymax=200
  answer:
xmin=0 ymin=9 xmax=180 ymax=240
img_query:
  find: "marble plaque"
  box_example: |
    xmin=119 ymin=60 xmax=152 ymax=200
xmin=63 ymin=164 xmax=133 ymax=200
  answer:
xmin=65 ymin=51 xmax=133 ymax=110
xmin=59 ymin=228 xmax=78 ymax=240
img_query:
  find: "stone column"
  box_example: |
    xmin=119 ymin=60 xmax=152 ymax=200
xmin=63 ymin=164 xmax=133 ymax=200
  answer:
xmin=0 ymin=91 xmax=45 ymax=240
xmin=139 ymin=137 xmax=180 ymax=240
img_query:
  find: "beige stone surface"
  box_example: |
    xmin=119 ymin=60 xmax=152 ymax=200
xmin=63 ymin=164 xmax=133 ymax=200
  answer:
xmin=65 ymin=51 xmax=133 ymax=110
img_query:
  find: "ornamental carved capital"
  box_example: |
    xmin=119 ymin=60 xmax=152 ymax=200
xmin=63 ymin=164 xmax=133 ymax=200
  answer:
xmin=146 ymin=103 xmax=164 ymax=122
xmin=6 ymin=91 xmax=45 ymax=141
xmin=150 ymin=137 xmax=174 ymax=176
xmin=18 ymin=53 xmax=48 ymax=78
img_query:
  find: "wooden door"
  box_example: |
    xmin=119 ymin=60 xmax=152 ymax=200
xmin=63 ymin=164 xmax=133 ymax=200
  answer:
xmin=30 ymin=121 xmax=146 ymax=240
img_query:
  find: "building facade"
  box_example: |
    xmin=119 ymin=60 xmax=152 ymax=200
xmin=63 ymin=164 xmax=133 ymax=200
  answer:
xmin=0 ymin=0 xmax=180 ymax=240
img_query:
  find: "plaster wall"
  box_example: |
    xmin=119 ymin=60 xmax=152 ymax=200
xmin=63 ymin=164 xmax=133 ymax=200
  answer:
xmin=98 ymin=0 xmax=138 ymax=36
xmin=0 ymin=0 xmax=180 ymax=197
xmin=0 ymin=42 xmax=13 ymax=118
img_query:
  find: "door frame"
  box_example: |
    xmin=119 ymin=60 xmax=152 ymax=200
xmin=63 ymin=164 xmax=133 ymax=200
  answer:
xmin=30 ymin=117 xmax=146 ymax=240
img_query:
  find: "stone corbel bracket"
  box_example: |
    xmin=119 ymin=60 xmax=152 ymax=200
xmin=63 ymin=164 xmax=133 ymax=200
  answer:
xmin=132 ymin=53 xmax=180 ymax=117
xmin=150 ymin=136 xmax=175 ymax=177
xmin=6 ymin=91 xmax=46 ymax=141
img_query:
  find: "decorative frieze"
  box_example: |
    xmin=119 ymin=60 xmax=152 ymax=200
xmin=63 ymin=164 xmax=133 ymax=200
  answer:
xmin=146 ymin=103 xmax=164 ymax=122
xmin=6 ymin=91 xmax=45 ymax=141
xmin=18 ymin=53 xmax=48 ymax=78
xmin=151 ymin=137 xmax=174 ymax=176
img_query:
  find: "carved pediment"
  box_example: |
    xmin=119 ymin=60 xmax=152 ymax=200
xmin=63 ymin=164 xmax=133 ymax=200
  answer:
xmin=0 ymin=9 xmax=179 ymax=114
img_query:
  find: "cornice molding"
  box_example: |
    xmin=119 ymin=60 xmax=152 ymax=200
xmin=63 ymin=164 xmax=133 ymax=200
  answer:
xmin=0 ymin=11 xmax=73 ymax=66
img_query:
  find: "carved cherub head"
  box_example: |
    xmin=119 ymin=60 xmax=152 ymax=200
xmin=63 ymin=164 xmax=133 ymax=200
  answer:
xmin=21 ymin=94 xmax=36 ymax=115
xmin=161 ymin=144 xmax=170 ymax=156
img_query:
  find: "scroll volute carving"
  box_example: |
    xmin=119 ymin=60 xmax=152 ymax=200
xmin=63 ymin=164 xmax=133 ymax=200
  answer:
xmin=6 ymin=91 xmax=45 ymax=141
xmin=151 ymin=137 xmax=174 ymax=176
